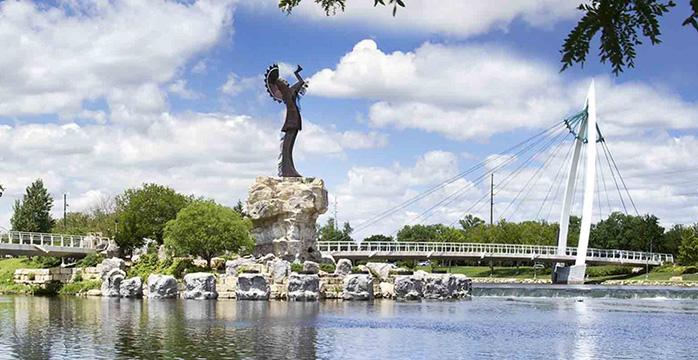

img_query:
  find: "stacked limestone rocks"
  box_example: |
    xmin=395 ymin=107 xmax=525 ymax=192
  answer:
xmin=246 ymin=177 xmax=328 ymax=262
xmin=147 ymin=274 xmax=179 ymax=299
xmin=287 ymin=273 xmax=320 ymax=301
xmin=236 ymin=273 xmax=271 ymax=300
xmin=183 ymin=273 xmax=218 ymax=300
xmin=29 ymin=253 xmax=471 ymax=302
xmin=119 ymin=277 xmax=143 ymax=298
xmin=101 ymin=268 xmax=125 ymax=297
xmin=394 ymin=271 xmax=472 ymax=300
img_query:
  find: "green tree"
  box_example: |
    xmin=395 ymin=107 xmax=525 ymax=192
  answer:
xmin=318 ymin=218 xmax=354 ymax=242
xmin=10 ymin=179 xmax=55 ymax=232
xmin=281 ymin=0 xmax=698 ymax=75
xmin=590 ymin=212 xmax=664 ymax=251
xmin=677 ymin=225 xmax=698 ymax=265
xmin=363 ymin=234 xmax=394 ymax=242
xmin=233 ymin=200 xmax=246 ymax=217
xmin=164 ymin=200 xmax=253 ymax=268
xmin=660 ymin=224 xmax=685 ymax=255
xmin=115 ymin=184 xmax=191 ymax=251
xmin=459 ymin=214 xmax=485 ymax=232
xmin=396 ymin=224 xmax=437 ymax=242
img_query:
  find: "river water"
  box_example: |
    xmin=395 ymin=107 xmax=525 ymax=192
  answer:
xmin=1 ymin=286 xmax=697 ymax=359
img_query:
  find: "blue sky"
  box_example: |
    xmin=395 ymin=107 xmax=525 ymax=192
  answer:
xmin=0 ymin=0 xmax=697 ymax=237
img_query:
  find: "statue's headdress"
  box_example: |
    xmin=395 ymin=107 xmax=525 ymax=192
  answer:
xmin=264 ymin=64 xmax=283 ymax=103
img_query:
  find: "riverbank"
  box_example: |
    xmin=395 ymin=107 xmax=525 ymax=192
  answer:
xmin=416 ymin=265 xmax=698 ymax=286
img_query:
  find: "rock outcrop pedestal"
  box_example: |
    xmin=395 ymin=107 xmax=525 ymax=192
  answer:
xmin=247 ymin=177 xmax=328 ymax=262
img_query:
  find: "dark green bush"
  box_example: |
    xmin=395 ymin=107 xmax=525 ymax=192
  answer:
xmin=291 ymin=263 xmax=303 ymax=273
xmin=319 ymin=263 xmax=335 ymax=273
xmin=31 ymin=281 xmax=62 ymax=296
xmin=127 ymin=253 xmax=161 ymax=281
xmin=396 ymin=260 xmax=416 ymax=269
xmin=164 ymin=258 xmax=206 ymax=279
xmin=76 ymin=253 xmax=105 ymax=268
xmin=681 ymin=266 xmax=698 ymax=275
xmin=586 ymin=266 xmax=634 ymax=278
xmin=33 ymin=256 xmax=62 ymax=268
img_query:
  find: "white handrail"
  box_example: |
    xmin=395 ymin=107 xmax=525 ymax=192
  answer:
xmin=0 ymin=230 xmax=110 ymax=249
xmin=317 ymin=241 xmax=674 ymax=264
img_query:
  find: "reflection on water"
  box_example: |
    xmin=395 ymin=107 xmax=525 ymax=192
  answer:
xmin=1 ymin=294 xmax=697 ymax=359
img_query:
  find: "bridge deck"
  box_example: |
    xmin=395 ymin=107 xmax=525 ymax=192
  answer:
xmin=318 ymin=241 xmax=673 ymax=266
xmin=0 ymin=231 xmax=109 ymax=258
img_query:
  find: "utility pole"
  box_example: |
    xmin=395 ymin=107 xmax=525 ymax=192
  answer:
xmin=490 ymin=173 xmax=494 ymax=225
xmin=333 ymin=196 xmax=338 ymax=231
xmin=63 ymin=193 xmax=68 ymax=231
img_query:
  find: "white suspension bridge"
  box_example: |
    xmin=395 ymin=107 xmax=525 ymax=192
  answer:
xmin=0 ymin=82 xmax=674 ymax=283
xmin=319 ymin=81 xmax=673 ymax=283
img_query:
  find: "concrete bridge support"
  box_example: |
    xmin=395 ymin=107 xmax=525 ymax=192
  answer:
xmin=553 ymin=81 xmax=597 ymax=284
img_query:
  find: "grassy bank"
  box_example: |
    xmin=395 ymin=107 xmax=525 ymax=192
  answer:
xmin=0 ymin=258 xmax=40 ymax=294
xmin=413 ymin=264 xmax=698 ymax=284
xmin=416 ymin=265 xmax=551 ymax=279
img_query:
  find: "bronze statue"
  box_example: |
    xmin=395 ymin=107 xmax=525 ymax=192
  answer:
xmin=265 ymin=64 xmax=307 ymax=177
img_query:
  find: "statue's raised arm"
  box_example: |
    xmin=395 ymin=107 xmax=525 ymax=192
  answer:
xmin=290 ymin=65 xmax=306 ymax=95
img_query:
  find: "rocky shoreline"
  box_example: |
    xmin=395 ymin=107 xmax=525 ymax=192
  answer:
xmin=15 ymin=255 xmax=473 ymax=301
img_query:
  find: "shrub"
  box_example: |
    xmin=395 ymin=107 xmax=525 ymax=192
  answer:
xmin=396 ymin=260 xmax=416 ymax=269
xmin=33 ymin=256 xmax=62 ymax=268
xmin=77 ymin=253 xmax=105 ymax=268
xmin=319 ymin=263 xmax=335 ymax=273
xmin=585 ymin=266 xmax=634 ymax=278
xmin=59 ymin=279 xmax=101 ymax=295
xmin=351 ymin=266 xmax=368 ymax=274
xmin=681 ymin=266 xmax=698 ymax=275
xmin=291 ymin=263 xmax=303 ymax=273
xmin=163 ymin=258 xmax=206 ymax=279
xmin=127 ymin=253 xmax=161 ymax=282
xmin=72 ymin=272 xmax=84 ymax=282
xmin=31 ymin=281 xmax=62 ymax=296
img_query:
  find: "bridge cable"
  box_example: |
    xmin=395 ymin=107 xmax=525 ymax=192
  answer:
xmin=535 ymin=138 xmax=576 ymax=220
xmin=462 ymin=129 xmax=571 ymax=224
xmin=349 ymin=121 xmax=567 ymax=235
xmin=598 ymin=144 xmax=613 ymax=216
xmin=544 ymin=140 xmax=576 ymax=221
xmin=367 ymin=124 xmax=568 ymax=236
xmin=498 ymin=132 xmax=573 ymax=221
xmin=600 ymin=139 xmax=629 ymax=214
xmin=601 ymin=140 xmax=640 ymax=216
xmin=423 ymin=127 xmax=570 ymax=227
xmin=395 ymin=126 xmax=570 ymax=236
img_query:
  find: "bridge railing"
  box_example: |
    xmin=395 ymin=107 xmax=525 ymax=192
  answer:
xmin=0 ymin=231 xmax=110 ymax=249
xmin=317 ymin=241 xmax=674 ymax=264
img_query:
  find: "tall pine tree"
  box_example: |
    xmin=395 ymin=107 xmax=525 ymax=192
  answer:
xmin=11 ymin=179 xmax=55 ymax=232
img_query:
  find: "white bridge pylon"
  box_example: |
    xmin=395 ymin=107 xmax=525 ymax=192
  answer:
xmin=555 ymin=81 xmax=599 ymax=282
